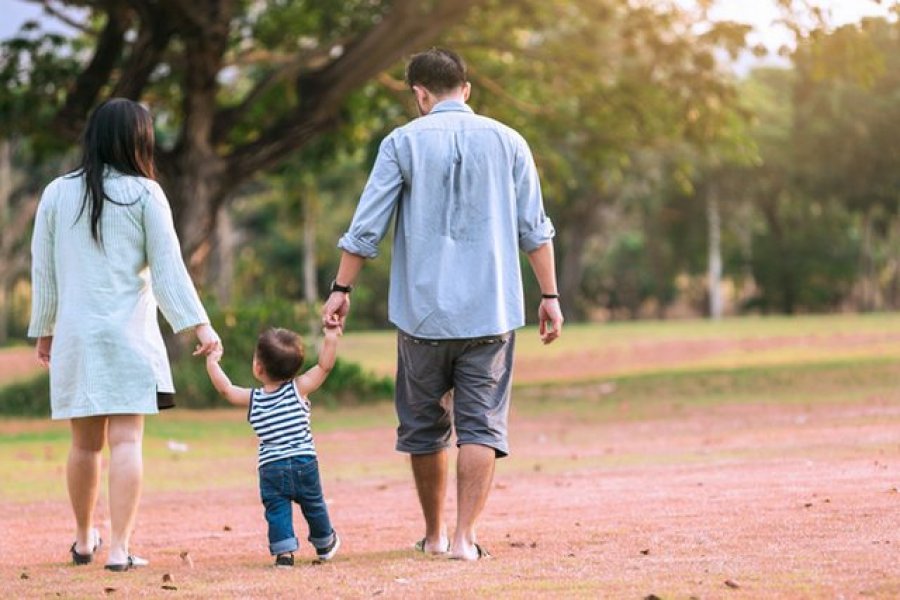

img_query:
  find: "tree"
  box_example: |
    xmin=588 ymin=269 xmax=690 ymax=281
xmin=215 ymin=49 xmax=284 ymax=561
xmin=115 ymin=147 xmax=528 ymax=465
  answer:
xmin=445 ymin=0 xmax=751 ymax=319
xmin=1 ymin=0 xmax=481 ymax=273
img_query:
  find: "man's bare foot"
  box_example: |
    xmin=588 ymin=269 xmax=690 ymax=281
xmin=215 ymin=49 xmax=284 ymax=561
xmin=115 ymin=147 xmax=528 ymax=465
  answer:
xmin=414 ymin=535 xmax=450 ymax=555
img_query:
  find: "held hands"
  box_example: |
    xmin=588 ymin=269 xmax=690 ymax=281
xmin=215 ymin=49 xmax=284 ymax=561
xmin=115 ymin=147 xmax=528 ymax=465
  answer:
xmin=36 ymin=336 xmax=53 ymax=367
xmin=538 ymin=298 xmax=564 ymax=345
xmin=323 ymin=322 xmax=344 ymax=338
xmin=206 ymin=344 xmax=224 ymax=363
xmin=193 ymin=323 xmax=222 ymax=357
xmin=322 ymin=291 xmax=350 ymax=329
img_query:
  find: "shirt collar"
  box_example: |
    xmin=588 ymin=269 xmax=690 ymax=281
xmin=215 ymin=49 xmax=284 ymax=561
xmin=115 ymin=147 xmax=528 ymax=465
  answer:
xmin=430 ymin=100 xmax=474 ymax=115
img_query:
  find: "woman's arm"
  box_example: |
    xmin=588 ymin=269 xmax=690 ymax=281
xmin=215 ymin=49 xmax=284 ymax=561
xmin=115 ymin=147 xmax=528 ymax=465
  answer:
xmin=143 ymin=181 xmax=210 ymax=334
xmin=28 ymin=183 xmax=58 ymax=341
xmin=296 ymin=326 xmax=341 ymax=397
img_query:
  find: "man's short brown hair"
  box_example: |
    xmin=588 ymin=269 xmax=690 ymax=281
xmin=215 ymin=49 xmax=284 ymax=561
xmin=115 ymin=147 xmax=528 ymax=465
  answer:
xmin=255 ymin=328 xmax=304 ymax=381
xmin=405 ymin=47 xmax=467 ymax=94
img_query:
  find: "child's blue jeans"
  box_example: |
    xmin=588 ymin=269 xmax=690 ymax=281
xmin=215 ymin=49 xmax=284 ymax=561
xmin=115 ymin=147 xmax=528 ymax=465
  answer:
xmin=259 ymin=455 xmax=335 ymax=555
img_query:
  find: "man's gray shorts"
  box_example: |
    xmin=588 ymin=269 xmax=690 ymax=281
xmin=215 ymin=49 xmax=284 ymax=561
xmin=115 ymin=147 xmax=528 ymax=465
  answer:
xmin=395 ymin=330 xmax=515 ymax=458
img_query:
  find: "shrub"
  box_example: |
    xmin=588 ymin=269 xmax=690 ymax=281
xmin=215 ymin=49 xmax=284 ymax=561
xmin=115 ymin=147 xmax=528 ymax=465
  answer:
xmin=0 ymin=300 xmax=394 ymax=416
xmin=0 ymin=373 xmax=50 ymax=417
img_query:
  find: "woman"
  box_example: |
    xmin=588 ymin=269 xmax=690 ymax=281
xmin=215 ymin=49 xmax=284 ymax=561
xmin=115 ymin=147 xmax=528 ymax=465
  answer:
xmin=28 ymin=98 xmax=221 ymax=571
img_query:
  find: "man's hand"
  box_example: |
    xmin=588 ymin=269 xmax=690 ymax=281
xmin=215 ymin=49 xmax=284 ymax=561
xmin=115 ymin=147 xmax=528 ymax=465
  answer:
xmin=538 ymin=298 xmax=564 ymax=345
xmin=36 ymin=336 xmax=52 ymax=367
xmin=322 ymin=292 xmax=351 ymax=329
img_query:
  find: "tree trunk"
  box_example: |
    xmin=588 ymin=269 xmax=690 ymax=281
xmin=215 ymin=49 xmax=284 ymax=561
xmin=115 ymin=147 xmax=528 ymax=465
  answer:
xmin=0 ymin=140 xmax=12 ymax=345
xmin=858 ymin=210 xmax=875 ymax=312
xmin=706 ymin=185 xmax=723 ymax=320
xmin=302 ymin=183 xmax=320 ymax=337
xmin=556 ymin=197 xmax=605 ymax=321
xmin=212 ymin=208 xmax=237 ymax=305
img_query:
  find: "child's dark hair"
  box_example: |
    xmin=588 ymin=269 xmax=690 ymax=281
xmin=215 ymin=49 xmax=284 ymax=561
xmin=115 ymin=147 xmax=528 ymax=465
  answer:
xmin=255 ymin=328 xmax=304 ymax=381
xmin=405 ymin=47 xmax=467 ymax=94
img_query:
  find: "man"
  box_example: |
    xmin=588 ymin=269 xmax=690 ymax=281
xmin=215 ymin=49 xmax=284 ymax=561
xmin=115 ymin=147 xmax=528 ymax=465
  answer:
xmin=323 ymin=47 xmax=563 ymax=561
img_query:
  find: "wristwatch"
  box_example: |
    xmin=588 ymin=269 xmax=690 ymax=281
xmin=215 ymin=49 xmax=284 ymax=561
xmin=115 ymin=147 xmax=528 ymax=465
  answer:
xmin=330 ymin=280 xmax=353 ymax=294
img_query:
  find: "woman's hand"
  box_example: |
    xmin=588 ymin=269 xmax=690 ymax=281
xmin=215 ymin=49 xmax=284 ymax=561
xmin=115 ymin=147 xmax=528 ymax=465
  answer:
xmin=193 ymin=323 xmax=222 ymax=357
xmin=36 ymin=336 xmax=53 ymax=367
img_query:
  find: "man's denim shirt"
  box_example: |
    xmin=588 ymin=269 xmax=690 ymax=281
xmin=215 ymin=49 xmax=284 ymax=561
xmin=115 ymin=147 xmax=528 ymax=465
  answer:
xmin=338 ymin=100 xmax=555 ymax=339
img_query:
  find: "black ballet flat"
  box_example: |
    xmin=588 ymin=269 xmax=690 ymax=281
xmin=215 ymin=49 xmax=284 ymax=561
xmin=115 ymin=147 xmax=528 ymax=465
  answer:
xmin=70 ymin=529 xmax=102 ymax=565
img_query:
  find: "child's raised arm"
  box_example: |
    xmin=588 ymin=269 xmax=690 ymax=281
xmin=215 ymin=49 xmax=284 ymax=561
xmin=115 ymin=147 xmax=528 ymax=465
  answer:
xmin=205 ymin=347 xmax=252 ymax=406
xmin=296 ymin=325 xmax=341 ymax=397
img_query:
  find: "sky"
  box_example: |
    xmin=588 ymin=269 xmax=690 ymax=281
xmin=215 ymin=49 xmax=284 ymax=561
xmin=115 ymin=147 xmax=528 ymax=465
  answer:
xmin=0 ymin=0 xmax=894 ymax=58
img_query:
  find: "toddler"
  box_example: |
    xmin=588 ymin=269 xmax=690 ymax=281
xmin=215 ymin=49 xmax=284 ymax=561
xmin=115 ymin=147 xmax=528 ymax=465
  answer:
xmin=206 ymin=326 xmax=341 ymax=567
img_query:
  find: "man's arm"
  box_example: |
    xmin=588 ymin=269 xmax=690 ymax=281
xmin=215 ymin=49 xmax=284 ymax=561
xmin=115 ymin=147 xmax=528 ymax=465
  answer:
xmin=296 ymin=327 xmax=341 ymax=397
xmin=527 ymin=241 xmax=564 ymax=345
xmin=205 ymin=348 xmax=252 ymax=406
xmin=324 ymin=134 xmax=403 ymax=328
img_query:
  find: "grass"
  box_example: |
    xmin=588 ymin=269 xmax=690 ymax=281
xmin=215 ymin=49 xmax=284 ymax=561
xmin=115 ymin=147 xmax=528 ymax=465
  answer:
xmin=339 ymin=313 xmax=900 ymax=381
xmin=5 ymin=313 xmax=900 ymax=598
xmin=3 ymin=352 xmax=899 ymax=503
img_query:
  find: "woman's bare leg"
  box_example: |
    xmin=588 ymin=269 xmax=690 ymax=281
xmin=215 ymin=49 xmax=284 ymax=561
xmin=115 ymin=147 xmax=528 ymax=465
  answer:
xmin=68 ymin=416 xmax=107 ymax=553
xmin=106 ymin=414 xmax=144 ymax=565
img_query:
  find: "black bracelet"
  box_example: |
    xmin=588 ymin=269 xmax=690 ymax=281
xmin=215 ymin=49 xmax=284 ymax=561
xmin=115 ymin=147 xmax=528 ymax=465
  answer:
xmin=541 ymin=293 xmax=560 ymax=300
xmin=330 ymin=280 xmax=353 ymax=294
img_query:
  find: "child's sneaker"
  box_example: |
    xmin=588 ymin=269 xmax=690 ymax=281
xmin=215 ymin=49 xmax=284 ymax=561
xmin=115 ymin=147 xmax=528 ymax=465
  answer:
xmin=316 ymin=533 xmax=341 ymax=561
xmin=274 ymin=553 xmax=294 ymax=568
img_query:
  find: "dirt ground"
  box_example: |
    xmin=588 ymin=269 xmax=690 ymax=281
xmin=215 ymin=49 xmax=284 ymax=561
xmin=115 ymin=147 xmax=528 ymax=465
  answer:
xmin=2 ymin=392 xmax=900 ymax=599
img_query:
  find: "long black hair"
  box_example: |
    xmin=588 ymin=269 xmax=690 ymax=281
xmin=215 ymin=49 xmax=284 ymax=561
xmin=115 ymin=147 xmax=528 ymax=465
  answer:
xmin=74 ymin=98 xmax=157 ymax=243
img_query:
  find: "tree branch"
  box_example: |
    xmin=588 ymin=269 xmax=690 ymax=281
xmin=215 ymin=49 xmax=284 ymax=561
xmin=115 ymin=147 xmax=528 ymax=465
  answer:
xmin=51 ymin=4 xmax=132 ymax=140
xmin=224 ymin=0 xmax=481 ymax=183
xmin=27 ymin=0 xmax=97 ymax=34
xmin=111 ymin=3 xmax=173 ymax=99
xmin=212 ymin=45 xmax=339 ymax=143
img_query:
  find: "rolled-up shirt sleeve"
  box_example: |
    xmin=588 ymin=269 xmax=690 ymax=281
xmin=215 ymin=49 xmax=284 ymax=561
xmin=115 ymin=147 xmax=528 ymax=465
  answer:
xmin=513 ymin=135 xmax=555 ymax=253
xmin=338 ymin=134 xmax=403 ymax=258
xmin=28 ymin=182 xmax=59 ymax=338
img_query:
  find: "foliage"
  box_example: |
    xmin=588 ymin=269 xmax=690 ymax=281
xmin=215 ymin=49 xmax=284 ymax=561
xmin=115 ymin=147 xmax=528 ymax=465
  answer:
xmin=174 ymin=298 xmax=394 ymax=409
xmin=0 ymin=371 xmax=50 ymax=416
xmin=0 ymin=299 xmax=393 ymax=416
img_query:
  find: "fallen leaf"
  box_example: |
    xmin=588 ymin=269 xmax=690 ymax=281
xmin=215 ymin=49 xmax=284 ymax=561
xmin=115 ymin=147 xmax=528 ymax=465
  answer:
xmin=804 ymin=503 xmax=813 ymax=508
xmin=162 ymin=573 xmax=173 ymax=583
xmin=640 ymin=549 xmax=650 ymax=555
xmin=725 ymin=579 xmax=740 ymax=589
xmin=223 ymin=525 xmax=232 ymax=532
xmin=104 ymin=588 xmax=117 ymax=594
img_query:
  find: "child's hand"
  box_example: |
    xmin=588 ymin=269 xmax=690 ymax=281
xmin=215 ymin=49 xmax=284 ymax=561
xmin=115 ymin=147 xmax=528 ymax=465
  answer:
xmin=323 ymin=323 xmax=343 ymax=338
xmin=207 ymin=346 xmax=224 ymax=363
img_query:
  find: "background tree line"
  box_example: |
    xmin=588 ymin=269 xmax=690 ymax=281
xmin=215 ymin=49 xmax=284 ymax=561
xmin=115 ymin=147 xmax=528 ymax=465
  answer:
xmin=1 ymin=0 xmax=899 ymax=344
